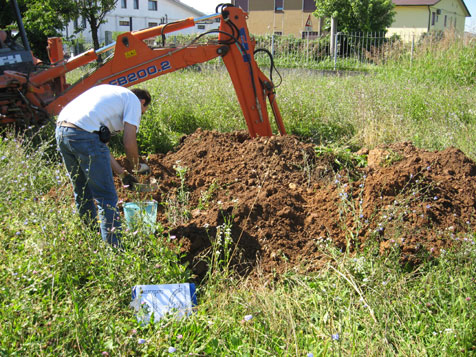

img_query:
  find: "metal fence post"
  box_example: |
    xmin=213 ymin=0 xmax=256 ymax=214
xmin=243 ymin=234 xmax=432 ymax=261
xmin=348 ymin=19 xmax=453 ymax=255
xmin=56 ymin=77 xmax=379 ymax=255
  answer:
xmin=333 ymin=32 xmax=340 ymax=71
xmin=411 ymin=34 xmax=415 ymax=67
xmin=271 ymin=33 xmax=275 ymax=57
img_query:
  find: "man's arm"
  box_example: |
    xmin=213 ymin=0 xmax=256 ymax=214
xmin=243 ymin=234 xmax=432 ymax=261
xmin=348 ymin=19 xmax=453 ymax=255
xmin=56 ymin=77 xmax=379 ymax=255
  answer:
xmin=110 ymin=153 xmax=126 ymax=177
xmin=123 ymin=122 xmax=140 ymax=172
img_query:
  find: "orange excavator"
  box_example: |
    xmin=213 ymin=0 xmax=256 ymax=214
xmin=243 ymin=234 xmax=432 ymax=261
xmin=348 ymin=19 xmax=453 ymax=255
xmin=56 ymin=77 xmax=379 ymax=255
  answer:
xmin=0 ymin=2 xmax=286 ymax=137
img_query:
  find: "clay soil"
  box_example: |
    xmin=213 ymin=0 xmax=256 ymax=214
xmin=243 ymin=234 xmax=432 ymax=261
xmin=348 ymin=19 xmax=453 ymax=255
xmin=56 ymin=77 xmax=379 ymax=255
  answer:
xmin=116 ymin=129 xmax=476 ymax=280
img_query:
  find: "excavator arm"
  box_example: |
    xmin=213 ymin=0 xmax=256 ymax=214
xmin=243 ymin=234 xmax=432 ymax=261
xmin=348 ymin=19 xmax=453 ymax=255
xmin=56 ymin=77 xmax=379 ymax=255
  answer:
xmin=0 ymin=4 xmax=286 ymax=137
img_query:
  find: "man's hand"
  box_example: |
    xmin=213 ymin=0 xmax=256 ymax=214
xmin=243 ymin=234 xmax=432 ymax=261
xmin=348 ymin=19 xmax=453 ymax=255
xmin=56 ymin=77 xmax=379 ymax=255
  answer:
xmin=120 ymin=173 xmax=138 ymax=189
xmin=135 ymin=163 xmax=150 ymax=175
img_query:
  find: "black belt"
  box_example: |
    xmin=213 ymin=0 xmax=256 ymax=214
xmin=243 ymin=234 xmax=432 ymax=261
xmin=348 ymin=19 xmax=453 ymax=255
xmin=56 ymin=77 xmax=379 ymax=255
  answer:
xmin=58 ymin=122 xmax=110 ymax=143
xmin=58 ymin=121 xmax=86 ymax=131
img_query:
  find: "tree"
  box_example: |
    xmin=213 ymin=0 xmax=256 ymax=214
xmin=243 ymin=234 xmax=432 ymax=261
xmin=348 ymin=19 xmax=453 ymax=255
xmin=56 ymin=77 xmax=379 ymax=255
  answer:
xmin=74 ymin=0 xmax=118 ymax=51
xmin=1 ymin=0 xmax=118 ymax=62
xmin=0 ymin=0 xmax=76 ymax=61
xmin=313 ymin=0 xmax=395 ymax=34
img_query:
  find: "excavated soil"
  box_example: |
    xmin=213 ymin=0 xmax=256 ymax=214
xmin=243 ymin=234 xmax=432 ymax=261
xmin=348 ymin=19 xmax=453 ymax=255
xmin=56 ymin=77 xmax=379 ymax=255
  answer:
xmin=116 ymin=129 xmax=476 ymax=280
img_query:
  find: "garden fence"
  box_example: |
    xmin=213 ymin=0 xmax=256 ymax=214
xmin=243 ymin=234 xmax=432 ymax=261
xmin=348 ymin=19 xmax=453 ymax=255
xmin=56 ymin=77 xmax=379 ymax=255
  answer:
xmin=72 ymin=30 xmax=470 ymax=72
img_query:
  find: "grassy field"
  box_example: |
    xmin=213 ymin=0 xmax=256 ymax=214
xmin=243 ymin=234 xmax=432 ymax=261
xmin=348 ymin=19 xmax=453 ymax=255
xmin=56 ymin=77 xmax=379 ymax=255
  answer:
xmin=1 ymin=35 xmax=475 ymax=355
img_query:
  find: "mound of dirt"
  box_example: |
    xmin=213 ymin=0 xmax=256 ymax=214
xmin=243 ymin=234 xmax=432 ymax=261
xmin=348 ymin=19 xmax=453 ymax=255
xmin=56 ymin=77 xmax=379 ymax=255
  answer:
xmin=117 ymin=130 xmax=476 ymax=279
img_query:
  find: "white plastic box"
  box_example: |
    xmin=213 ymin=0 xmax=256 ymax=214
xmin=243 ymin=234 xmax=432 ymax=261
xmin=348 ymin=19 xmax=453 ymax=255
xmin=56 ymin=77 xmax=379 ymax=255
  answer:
xmin=130 ymin=283 xmax=197 ymax=324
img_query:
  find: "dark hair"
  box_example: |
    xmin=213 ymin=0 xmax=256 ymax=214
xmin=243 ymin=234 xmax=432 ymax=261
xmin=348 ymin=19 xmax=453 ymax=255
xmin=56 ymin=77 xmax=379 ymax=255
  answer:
xmin=131 ymin=88 xmax=151 ymax=107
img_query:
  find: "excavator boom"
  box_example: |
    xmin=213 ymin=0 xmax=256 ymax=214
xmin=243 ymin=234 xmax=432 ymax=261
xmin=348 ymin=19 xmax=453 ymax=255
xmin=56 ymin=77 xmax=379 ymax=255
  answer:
xmin=0 ymin=3 xmax=286 ymax=137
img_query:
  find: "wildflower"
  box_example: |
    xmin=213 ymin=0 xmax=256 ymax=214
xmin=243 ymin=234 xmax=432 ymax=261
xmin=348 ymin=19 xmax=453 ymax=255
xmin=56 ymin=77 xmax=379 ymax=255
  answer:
xmin=170 ymin=235 xmax=177 ymax=240
xmin=307 ymin=353 xmax=314 ymax=357
xmin=332 ymin=333 xmax=340 ymax=341
xmin=138 ymin=338 xmax=147 ymax=344
xmin=102 ymin=352 xmax=109 ymax=356
xmin=168 ymin=347 xmax=176 ymax=353
xmin=433 ymin=196 xmax=438 ymax=200
xmin=177 ymin=334 xmax=183 ymax=340
xmin=15 ymin=231 xmax=21 ymax=236
xmin=466 ymin=297 xmax=471 ymax=301
xmin=243 ymin=314 xmax=253 ymax=321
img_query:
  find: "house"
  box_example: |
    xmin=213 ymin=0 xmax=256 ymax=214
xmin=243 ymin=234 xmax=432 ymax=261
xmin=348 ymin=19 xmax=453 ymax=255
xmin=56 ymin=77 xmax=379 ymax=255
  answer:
xmin=63 ymin=0 xmax=219 ymax=49
xmin=232 ymin=0 xmax=322 ymax=38
xmin=231 ymin=0 xmax=470 ymax=38
xmin=388 ymin=0 xmax=471 ymax=37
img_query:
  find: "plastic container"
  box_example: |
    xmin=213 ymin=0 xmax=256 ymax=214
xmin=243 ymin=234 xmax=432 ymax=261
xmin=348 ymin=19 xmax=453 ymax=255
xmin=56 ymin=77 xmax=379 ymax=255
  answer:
xmin=124 ymin=201 xmax=158 ymax=233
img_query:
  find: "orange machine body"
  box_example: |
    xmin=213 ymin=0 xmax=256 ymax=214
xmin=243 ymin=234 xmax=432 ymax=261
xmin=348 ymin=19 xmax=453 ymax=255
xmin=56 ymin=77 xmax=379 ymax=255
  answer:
xmin=0 ymin=5 xmax=285 ymax=137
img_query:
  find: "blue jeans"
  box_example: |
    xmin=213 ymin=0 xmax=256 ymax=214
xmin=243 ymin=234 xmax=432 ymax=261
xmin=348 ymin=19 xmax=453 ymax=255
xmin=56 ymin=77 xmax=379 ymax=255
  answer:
xmin=56 ymin=126 xmax=122 ymax=247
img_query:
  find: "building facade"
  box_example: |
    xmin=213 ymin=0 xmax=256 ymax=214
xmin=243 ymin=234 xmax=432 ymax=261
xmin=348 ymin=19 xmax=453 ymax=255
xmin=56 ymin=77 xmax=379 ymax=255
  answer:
xmin=63 ymin=0 xmax=219 ymax=48
xmin=232 ymin=0 xmax=322 ymax=38
xmin=389 ymin=0 xmax=471 ymax=37
xmin=231 ymin=0 xmax=470 ymax=38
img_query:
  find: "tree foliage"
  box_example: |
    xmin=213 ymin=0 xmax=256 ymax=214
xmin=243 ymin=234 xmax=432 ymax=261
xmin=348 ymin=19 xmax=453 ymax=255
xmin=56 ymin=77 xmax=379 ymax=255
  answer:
xmin=313 ymin=0 xmax=396 ymax=33
xmin=75 ymin=0 xmax=117 ymax=51
xmin=0 ymin=0 xmax=117 ymax=62
xmin=0 ymin=0 xmax=76 ymax=61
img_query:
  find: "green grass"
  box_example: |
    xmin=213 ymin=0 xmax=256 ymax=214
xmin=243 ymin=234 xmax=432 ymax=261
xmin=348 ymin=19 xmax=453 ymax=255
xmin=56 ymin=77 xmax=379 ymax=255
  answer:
xmin=1 ymin=34 xmax=476 ymax=355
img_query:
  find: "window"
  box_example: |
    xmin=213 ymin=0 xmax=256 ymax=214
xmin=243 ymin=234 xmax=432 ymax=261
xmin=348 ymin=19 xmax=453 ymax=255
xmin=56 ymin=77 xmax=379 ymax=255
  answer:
xmin=148 ymin=22 xmax=158 ymax=27
xmin=275 ymin=0 xmax=284 ymax=12
xmin=119 ymin=20 xmax=130 ymax=26
xmin=431 ymin=12 xmax=435 ymax=26
xmin=148 ymin=0 xmax=157 ymax=11
xmin=197 ymin=24 xmax=206 ymax=30
xmin=121 ymin=0 xmax=127 ymax=8
xmin=302 ymin=31 xmax=319 ymax=39
xmin=134 ymin=0 xmax=139 ymax=9
xmin=274 ymin=31 xmax=282 ymax=35
xmin=234 ymin=0 xmax=248 ymax=12
xmin=303 ymin=0 xmax=316 ymax=12
xmin=444 ymin=15 xmax=447 ymax=27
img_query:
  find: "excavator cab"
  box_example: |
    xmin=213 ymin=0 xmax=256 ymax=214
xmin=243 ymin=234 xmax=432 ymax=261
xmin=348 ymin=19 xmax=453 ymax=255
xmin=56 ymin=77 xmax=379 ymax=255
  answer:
xmin=0 ymin=30 xmax=35 ymax=75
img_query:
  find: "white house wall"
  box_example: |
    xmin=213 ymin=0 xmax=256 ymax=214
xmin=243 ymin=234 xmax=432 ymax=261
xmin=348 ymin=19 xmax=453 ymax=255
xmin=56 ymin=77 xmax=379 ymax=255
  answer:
xmin=63 ymin=0 xmax=219 ymax=47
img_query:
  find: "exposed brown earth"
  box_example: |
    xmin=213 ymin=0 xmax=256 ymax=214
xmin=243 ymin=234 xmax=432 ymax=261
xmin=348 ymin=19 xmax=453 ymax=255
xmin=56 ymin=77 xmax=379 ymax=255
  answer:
xmin=116 ymin=129 xmax=476 ymax=280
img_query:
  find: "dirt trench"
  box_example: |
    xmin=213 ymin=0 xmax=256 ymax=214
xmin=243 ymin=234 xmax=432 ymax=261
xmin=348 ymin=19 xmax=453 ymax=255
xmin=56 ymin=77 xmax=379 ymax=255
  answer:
xmin=116 ymin=129 xmax=476 ymax=280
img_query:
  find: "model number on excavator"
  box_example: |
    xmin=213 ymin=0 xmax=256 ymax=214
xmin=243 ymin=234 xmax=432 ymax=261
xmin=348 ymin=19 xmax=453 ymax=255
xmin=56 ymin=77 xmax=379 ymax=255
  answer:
xmin=108 ymin=60 xmax=172 ymax=86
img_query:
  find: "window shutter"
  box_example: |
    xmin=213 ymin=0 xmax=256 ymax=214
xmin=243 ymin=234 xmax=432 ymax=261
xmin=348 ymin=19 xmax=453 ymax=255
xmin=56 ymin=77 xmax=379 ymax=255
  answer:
xmin=234 ymin=0 xmax=249 ymax=12
xmin=303 ymin=0 xmax=316 ymax=12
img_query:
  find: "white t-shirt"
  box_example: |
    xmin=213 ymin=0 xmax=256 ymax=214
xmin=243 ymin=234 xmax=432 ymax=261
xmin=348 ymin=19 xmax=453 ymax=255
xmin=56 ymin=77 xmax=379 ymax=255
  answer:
xmin=58 ymin=84 xmax=142 ymax=133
